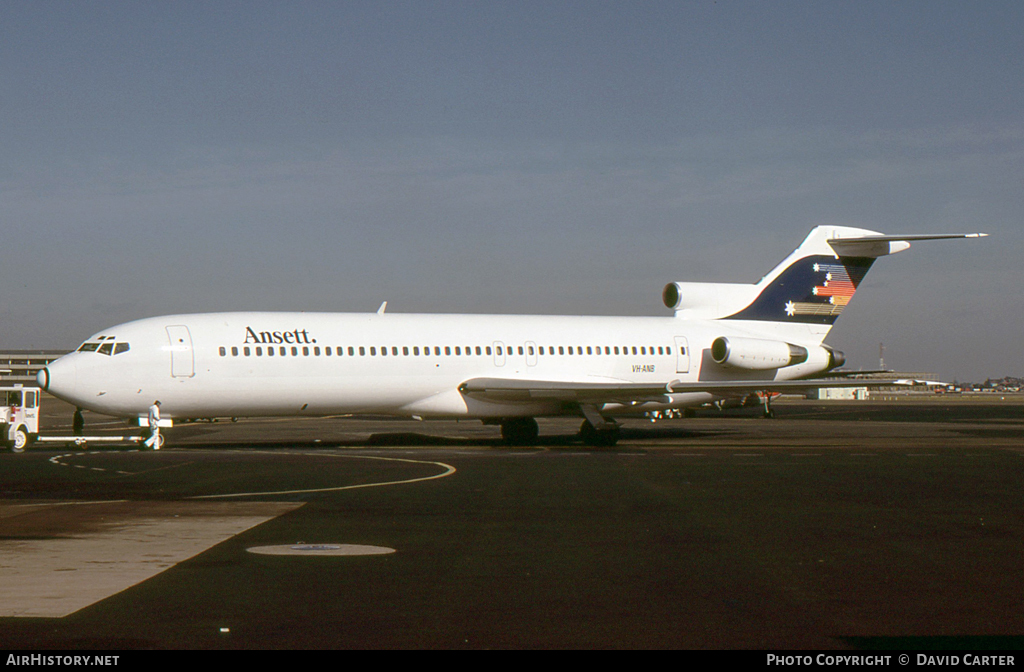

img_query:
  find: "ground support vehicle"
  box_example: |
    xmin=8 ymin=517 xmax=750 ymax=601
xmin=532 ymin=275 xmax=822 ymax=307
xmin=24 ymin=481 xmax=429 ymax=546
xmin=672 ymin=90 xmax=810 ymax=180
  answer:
xmin=3 ymin=386 xmax=145 ymax=452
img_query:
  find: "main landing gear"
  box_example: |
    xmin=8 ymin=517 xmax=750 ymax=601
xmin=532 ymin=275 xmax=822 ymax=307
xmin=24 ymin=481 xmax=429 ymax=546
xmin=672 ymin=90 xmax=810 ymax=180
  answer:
xmin=496 ymin=415 xmax=621 ymax=446
xmin=500 ymin=417 xmax=539 ymax=445
xmin=577 ymin=404 xmax=620 ymax=446
xmin=578 ymin=420 xmax=620 ymax=447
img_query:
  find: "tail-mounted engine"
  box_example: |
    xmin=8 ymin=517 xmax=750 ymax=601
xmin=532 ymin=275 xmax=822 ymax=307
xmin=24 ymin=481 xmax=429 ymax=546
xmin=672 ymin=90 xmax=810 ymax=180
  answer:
xmin=711 ymin=336 xmax=807 ymax=370
xmin=711 ymin=336 xmax=845 ymax=371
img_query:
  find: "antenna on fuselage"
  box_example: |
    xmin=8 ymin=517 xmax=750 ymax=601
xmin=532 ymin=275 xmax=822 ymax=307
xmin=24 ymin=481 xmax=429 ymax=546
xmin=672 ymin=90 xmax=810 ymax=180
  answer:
xmin=377 ymin=301 xmax=388 ymax=315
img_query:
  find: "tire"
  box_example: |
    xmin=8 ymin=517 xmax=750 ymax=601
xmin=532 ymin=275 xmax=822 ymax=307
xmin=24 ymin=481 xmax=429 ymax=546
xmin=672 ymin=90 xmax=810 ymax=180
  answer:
xmin=579 ymin=420 xmax=620 ymax=447
xmin=10 ymin=426 xmax=29 ymax=453
xmin=500 ymin=418 xmax=539 ymax=445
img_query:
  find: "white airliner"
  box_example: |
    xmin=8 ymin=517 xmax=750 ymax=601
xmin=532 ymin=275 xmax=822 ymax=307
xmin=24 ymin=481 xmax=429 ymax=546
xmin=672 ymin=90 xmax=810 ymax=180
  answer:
xmin=37 ymin=226 xmax=984 ymax=446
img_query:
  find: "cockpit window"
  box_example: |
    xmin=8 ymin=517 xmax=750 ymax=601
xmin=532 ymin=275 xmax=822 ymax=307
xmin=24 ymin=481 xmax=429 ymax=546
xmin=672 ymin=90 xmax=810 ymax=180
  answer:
xmin=78 ymin=339 xmax=129 ymax=354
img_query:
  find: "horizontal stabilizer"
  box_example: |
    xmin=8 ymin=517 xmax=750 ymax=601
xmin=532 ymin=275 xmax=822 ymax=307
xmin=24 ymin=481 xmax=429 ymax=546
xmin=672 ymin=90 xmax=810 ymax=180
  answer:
xmin=827 ymin=232 xmax=988 ymax=258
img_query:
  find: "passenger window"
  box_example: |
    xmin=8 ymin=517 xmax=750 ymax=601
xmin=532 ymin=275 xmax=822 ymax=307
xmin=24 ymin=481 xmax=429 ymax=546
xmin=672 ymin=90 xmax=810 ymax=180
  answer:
xmin=231 ymin=346 xmax=239 ymax=356
xmin=518 ymin=346 xmax=524 ymax=355
xmin=380 ymin=346 xmax=387 ymax=356
xmin=414 ymin=346 xmax=420 ymax=356
xmin=392 ymin=347 xmax=398 ymax=356
xmin=445 ymin=346 xmax=451 ymax=356
xmin=268 ymin=347 xmax=275 ymax=357
xmin=475 ymin=346 xmax=482 ymax=355
xmin=244 ymin=347 xmax=251 ymax=356
xmin=302 ymin=347 xmax=309 ymax=356
xmin=403 ymin=347 xmax=409 ymax=356
xmin=256 ymin=347 xmax=262 ymax=356
xmin=219 ymin=347 xmax=227 ymax=357
xmin=280 ymin=347 xmax=287 ymax=356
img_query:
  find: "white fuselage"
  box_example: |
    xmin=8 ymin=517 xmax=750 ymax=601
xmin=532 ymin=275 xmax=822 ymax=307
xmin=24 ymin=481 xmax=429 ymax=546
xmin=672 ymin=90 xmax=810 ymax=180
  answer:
xmin=41 ymin=311 xmax=831 ymax=422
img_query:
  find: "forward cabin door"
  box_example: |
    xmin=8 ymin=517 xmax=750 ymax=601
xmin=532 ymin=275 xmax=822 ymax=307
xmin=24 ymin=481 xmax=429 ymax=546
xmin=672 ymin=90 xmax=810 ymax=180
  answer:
xmin=674 ymin=336 xmax=690 ymax=374
xmin=166 ymin=325 xmax=195 ymax=378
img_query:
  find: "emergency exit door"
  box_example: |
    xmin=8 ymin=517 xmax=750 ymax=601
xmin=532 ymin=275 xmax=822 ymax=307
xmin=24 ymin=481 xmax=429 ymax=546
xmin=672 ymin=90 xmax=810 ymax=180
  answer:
xmin=166 ymin=325 xmax=195 ymax=378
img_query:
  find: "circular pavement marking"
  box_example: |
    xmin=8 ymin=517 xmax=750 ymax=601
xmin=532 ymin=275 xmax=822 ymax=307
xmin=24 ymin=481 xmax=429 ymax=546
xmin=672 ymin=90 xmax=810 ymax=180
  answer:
xmin=247 ymin=543 xmax=396 ymax=556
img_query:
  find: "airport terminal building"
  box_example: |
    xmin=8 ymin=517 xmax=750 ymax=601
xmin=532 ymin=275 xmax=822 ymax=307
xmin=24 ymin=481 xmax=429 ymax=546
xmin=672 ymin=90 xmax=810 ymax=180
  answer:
xmin=0 ymin=351 xmax=66 ymax=385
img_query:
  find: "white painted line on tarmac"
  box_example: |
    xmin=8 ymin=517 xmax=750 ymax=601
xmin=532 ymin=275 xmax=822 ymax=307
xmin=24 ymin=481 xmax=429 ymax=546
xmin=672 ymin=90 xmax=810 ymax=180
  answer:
xmin=247 ymin=544 xmax=396 ymax=557
xmin=190 ymin=452 xmax=457 ymax=500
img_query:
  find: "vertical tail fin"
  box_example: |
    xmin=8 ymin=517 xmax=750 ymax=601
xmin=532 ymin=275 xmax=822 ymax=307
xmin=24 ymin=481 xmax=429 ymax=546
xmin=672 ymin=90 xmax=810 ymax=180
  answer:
xmin=724 ymin=227 xmax=986 ymax=335
xmin=665 ymin=226 xmax=986 ymax=343
xmin=724 ymin=226 xmax=882 ymax=326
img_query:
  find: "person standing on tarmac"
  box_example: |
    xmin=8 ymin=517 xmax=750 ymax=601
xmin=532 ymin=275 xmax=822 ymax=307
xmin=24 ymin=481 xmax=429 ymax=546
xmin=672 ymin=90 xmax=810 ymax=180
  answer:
xmin=144 ymin=400 xmax=161 ymax=450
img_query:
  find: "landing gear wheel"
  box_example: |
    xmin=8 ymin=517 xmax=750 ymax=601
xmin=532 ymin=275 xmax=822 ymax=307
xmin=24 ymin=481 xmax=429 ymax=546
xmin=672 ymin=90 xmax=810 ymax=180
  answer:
xmin=579 ymin=420 xmax=620 ymax=447
xmin=500 ymin=418 xmax=539 ymax=446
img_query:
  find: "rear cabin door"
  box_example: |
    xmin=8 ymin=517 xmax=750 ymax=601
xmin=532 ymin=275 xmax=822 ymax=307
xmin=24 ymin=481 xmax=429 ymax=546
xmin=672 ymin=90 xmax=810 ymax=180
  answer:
xmin=166 ymin=325 xmax=195 ymax=378
xmin=674 ymin=336 xmax=690 ymax=374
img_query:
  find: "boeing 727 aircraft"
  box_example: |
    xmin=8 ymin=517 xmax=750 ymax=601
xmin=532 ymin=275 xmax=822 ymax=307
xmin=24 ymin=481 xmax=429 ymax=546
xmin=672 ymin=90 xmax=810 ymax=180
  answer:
xmin=35 ymin=226 xmax=984 ymax=446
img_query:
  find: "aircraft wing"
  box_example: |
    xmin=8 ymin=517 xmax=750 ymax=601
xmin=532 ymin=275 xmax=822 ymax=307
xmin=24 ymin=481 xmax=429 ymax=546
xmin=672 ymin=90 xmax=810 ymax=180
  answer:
xmin=458 ymin=378 xmax=677 ymax=404
xmin=458 ymin=376 xmax=913 ymax=404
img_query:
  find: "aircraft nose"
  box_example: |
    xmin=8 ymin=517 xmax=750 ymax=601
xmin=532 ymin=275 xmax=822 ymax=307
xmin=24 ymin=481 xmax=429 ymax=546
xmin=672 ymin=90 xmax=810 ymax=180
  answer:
xmin=39 ymin=357 xmax=77 ymax=400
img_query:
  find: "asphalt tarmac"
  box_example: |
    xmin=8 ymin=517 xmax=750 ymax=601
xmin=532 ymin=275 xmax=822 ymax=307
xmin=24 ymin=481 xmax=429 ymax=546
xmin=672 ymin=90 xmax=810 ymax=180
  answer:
xmin=1 ymin=396 xmax=1022 ymax=650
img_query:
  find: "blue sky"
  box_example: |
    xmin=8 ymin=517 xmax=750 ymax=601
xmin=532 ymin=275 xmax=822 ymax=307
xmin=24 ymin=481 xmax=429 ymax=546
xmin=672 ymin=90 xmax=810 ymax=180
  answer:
xmin=2 ymin=1 xmax=1021 ymax=381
